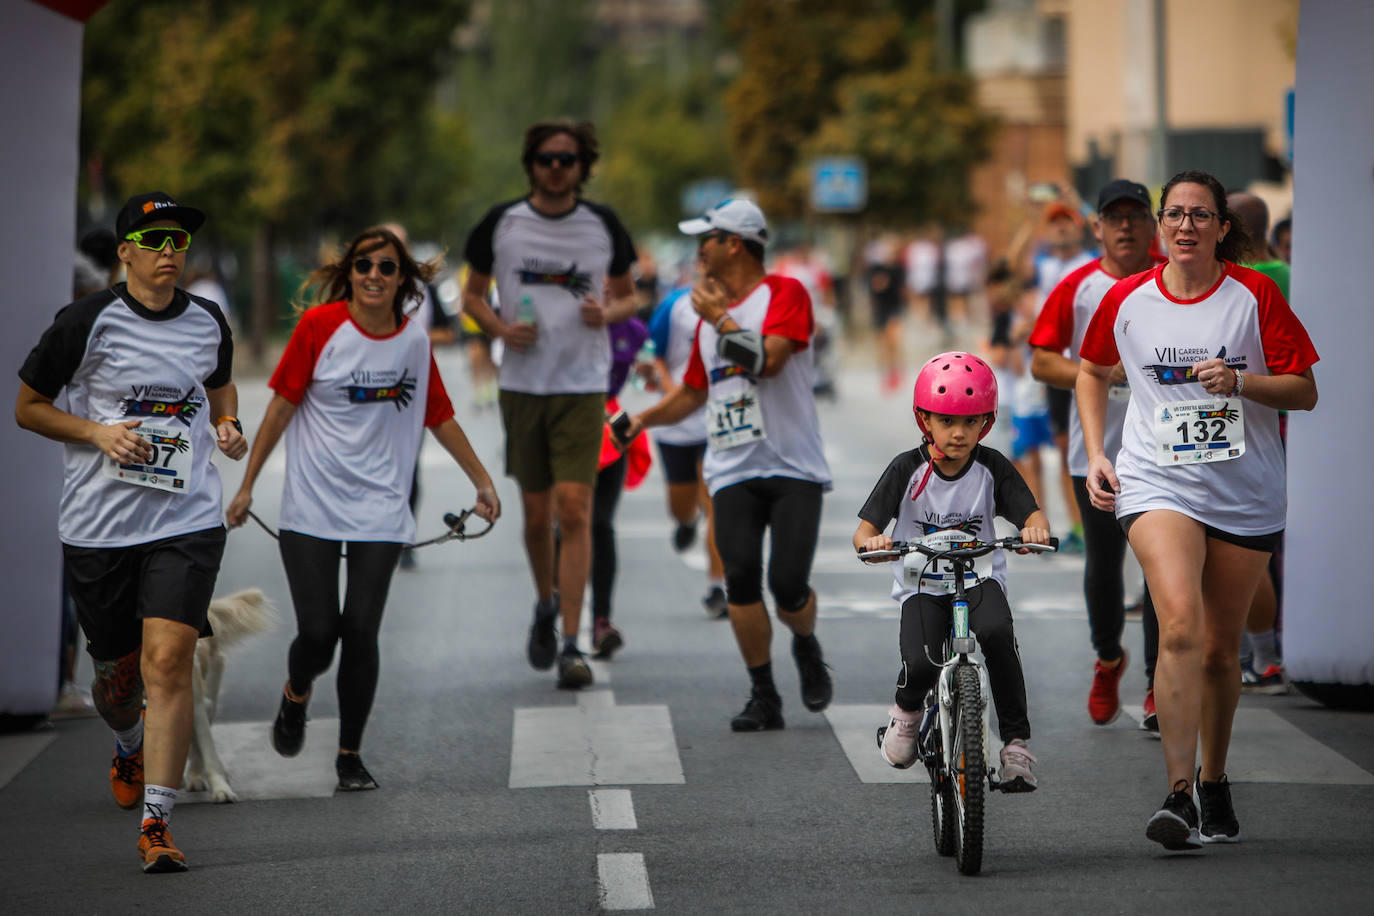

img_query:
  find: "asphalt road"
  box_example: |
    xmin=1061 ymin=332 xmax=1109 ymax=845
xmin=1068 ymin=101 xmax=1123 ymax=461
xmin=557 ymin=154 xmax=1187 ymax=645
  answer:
xmin=4 ymin=346 xmax=1373 ymax=914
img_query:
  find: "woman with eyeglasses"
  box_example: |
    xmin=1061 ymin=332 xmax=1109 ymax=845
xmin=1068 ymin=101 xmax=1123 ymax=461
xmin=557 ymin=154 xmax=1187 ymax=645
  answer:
xmin=17 ymin=191 xmax=246 ymax=872
xmin=1076 ymin=169 xmax=1318 ymax=852
xmin=227 ymin=226 xmax=499 ymax=792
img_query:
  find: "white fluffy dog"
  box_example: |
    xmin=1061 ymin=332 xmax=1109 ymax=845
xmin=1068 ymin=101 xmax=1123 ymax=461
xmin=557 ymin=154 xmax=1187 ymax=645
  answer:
xmin=183 ymin=589 xmax=276 ymax=803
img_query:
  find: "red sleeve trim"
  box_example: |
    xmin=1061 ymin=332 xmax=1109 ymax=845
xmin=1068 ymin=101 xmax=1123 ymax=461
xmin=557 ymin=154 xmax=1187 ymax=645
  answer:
xmin=1228 ymin=264 xmax=1320 ymax=376
xmin=269 ymin=302 xmax=348 ymax=404
xmin=1079 ymin=267 xmax=1155 ymax=365
xmin=1028 ymin=259 xmax=1098 ymax=351
xmin=683 ymin=325 xmax=707 ymax=389
xmin=760 ymin=275 xmax=812 ymax=351
xmin=423 ymin=354 xmax=456 ymax=427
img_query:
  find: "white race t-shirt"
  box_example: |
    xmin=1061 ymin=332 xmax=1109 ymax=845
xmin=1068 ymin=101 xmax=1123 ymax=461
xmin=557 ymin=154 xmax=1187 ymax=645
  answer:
xmin=463 ymin=198 xmax=635 ymax=395
xmin=270 ymin=301 xmax=455 ymax=543
xmin=683 ymin=275 xmax=832 ymax=495
xmin=648 ymin=287 xmax=707 ymax=446
xmin=1080 ymin=262 xmax=1318 ymax=534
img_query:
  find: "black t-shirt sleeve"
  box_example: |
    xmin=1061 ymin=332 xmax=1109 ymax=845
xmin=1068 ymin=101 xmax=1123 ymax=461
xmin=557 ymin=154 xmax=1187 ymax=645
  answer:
xmin=463 ymin=203 xmax=507 ymax=275
xmin=191 ymin=294 xmax=234 ymax=389
xmin=858 ymin=449 xmax=923 ymax=530
xmin=984 ymin=446 xmax=1040 ymax=528
xmin=587 ymin=202 xmax=637 ymax=277
xmin=17 ymin=292 xmax=111 ymax=398
xmin=426 ymin=285 xmax=451 ymax=330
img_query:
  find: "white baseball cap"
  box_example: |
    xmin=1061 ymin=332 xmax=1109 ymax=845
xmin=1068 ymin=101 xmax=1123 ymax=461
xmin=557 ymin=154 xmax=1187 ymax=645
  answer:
xmin=678 ymin=199 xmax=769 ymax=246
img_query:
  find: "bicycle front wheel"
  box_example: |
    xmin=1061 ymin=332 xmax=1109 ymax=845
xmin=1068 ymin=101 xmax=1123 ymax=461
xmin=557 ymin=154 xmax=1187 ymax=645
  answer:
xmin=951 ymin=663 xmax=985 ymax=876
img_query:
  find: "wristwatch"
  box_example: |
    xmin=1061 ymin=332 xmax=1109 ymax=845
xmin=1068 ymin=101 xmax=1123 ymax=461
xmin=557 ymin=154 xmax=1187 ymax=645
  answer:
xmin=216 ymin=415 xmax=243 ymax=434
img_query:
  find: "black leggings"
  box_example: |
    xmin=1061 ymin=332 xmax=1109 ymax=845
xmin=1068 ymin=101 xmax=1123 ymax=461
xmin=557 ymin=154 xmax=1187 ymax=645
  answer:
xmin=896 ymin=580 xmax=1029 ymax=743
xmin=278 ymin=531 xmax=402 ymax=752
xmin=710 ymin=476 xmax=823 ymax=610
xmin=591 ymin=454 xmax=627 ymax=621
xmin=1072 ymin=476 xmax=1159 ymax=682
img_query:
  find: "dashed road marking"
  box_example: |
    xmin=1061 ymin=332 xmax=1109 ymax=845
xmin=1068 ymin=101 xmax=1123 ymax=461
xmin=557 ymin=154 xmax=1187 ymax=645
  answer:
xmin=589 ymin=788 xmax=638 ymax=829
xmin=598 ymin=852 xmax=654 ymax=910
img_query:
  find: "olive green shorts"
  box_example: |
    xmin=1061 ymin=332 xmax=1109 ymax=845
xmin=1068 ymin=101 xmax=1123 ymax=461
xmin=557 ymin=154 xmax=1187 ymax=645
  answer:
xmin=498 ymin=390 xmax=606 ymax=491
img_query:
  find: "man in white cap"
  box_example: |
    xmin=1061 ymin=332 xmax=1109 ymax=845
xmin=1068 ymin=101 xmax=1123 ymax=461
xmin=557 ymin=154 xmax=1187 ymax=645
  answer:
xmin=621 ymin=199 xmax=834 ymax=731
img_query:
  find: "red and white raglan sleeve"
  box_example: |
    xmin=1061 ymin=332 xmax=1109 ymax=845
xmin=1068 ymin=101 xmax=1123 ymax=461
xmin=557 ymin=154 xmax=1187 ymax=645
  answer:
xmin=270 ymin=308 xmax=327 ymax=404
xmin=683 ymin=325 xmax=708 ymax=390
xmin=760 ymin=276 xmax=812 ymax=351
xmin=424 ymin=354 xmax=456 ymax=427
xmin=1028 ymin=266 xmax=1085 ymax=352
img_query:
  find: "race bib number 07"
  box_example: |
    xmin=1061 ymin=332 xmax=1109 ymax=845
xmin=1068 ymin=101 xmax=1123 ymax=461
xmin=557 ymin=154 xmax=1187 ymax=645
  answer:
xmin=1153 ymin=399 xmax=1245 ymax=466
xmin=103 ymin=424 xmax=193 ymax=493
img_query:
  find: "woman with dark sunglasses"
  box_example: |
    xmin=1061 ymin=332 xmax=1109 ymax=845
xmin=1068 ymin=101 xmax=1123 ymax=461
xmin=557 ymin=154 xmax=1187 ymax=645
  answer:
xmin=227 ymin=226 xmax=499 ymax=792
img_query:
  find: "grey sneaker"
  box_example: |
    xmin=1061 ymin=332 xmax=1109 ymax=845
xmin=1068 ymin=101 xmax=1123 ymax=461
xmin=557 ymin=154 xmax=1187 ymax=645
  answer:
xmin=998 ymin=739 xmax=1038 ymax=793
xmin=557 ymin=648 xmax=593 ymax=690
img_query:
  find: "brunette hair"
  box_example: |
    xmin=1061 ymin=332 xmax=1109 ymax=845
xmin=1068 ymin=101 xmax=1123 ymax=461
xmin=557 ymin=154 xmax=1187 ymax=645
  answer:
xmin=296 ymin=226 xmax=439 ymax=326
xmin=521 ymin=119 xmax=600 ymax=190
xmin=1160 ymin=169 xmax=1251 ymax=263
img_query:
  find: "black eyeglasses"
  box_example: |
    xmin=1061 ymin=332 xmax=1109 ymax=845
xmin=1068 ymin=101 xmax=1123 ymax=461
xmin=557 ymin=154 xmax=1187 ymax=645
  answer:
xmin=353 ymin=257 xmax=399 ymax=277
xmin=1158 ymin=207 xmax=1218 ymax=228
xmin=1099 ymin=208 xmax=1153 ymax=225
xmin=533 ymin=152 xmax=579 ymax=169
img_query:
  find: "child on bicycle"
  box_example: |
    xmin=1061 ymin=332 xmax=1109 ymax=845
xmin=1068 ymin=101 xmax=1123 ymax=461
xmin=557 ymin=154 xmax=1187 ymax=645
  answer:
xmin=854 ymin=351 xmax=1051 ymax=792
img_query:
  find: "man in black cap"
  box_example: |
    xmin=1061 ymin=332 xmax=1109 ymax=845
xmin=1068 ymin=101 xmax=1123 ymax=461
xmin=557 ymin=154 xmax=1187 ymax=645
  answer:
xmin=16 ymin=190 xmax=246 ymax=874
xmin=1027 ymin=179 xmax=1162 ymax=733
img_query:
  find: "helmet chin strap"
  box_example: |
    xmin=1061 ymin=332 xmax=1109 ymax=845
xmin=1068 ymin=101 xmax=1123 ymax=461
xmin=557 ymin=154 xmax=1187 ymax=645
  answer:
xmin=910 ymin=437 xmax=946 ymax=501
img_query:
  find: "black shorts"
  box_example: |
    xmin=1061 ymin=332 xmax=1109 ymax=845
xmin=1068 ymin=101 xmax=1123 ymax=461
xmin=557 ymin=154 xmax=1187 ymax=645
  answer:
xmin=989 ymin=311 xmax=1012 ymax=348
xmin=1047 ymin=386 xmax=1071 ymax=436
xmin=63 ymin=526 xmax=226 ymax=661
xmin=656 ymin=440 xmax=706 ymax=484
xmin=1119 ymin=512 xmax=1281 ymax=553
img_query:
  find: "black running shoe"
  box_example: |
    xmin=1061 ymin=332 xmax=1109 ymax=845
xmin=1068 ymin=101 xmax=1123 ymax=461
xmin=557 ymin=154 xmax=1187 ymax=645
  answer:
xmin=1196 ymin=769 xmax=1241 ymax=843
xmin=730 ymin=691 xmax=784 ymax=732
xmin=673 ymin=522 xmax=697 ymax=552
xmin=557 ymin=648 xmax=594 ymax=690
xmin=271 ymin=688 xmax=307 ymax=758
xmin=1146 ymin=780 xmax=1202 ymax=850
xmin=702 ymin=586 xmax=728 ymax=619
xmin=336 ymin=752 xmax=379 ymax=791
xmin=793 ymin=637 xmax=833 ymax=712
xmin=527 ymin=598 xmax=559 ymax=671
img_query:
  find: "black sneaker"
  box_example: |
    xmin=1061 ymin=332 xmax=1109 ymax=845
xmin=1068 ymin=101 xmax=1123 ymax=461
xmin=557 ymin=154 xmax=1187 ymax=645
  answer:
xmin=673 ymin=522 xmax=697 ymax=552
xmin=1196 ymin=769 xmax=1241 ymax=843
xmin=730 ymin=691 xmax=784 ymax=732
xmin=1145 ymin=780 xmax=1202 ymax=850
xmin=793 ymin=637 xmax=833 ymax=712
xmin=557 ymin=648 xmax=593 ymax=690
xmin=527 ymin=598 xmax=559 ymax=671
xmin=702 ymin=585 xmax=728 ymax=619
xmin=336 ymin=752 xmax=379 ymax=791
xmin=271 ymin=688 xmax=307 ymax=758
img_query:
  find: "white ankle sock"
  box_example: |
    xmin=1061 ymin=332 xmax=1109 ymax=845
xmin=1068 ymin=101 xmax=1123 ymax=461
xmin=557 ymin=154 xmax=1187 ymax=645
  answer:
xmin=114 ymin=717 xmax=144 ymax=755
xmin=143 ymin=785 xmax=177 ymax=825
xmin=1248 ymin=629 xmax=1279 ymax=669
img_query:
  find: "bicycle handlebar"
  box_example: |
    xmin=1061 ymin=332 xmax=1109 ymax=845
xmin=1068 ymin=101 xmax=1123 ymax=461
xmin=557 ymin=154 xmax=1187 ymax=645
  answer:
xmin=857 ymin=535 xmax=1059 ymax=563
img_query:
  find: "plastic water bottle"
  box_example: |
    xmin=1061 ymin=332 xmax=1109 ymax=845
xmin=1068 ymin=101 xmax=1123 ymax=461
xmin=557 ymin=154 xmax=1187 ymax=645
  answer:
xmin=517 ymin=295 xmax=536 ymax=326
xmin=631 ymin=340 xmax=656 ymax=391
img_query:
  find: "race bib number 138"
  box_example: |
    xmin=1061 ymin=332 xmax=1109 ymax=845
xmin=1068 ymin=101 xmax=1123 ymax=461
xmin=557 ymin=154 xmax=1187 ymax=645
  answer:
xmin=103 ymin=424 xmax=193 ymax=493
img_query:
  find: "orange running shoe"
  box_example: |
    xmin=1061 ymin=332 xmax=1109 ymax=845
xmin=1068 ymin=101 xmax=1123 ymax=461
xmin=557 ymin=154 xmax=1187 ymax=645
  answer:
xmin=138 ymin=819 xmax=188 ymax=873
xmin=110 ymin=743 xmax=144 ymax=810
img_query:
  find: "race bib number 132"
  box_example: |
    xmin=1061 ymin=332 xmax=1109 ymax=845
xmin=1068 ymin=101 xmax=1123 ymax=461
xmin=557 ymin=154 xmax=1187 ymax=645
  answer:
xmin=1153 ymin=399 xmax=1245 ymax=466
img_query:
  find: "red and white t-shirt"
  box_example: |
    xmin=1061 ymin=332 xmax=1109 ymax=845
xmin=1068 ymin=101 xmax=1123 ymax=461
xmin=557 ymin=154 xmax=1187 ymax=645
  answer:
xmin=270 ymin=301 xmax=454 ymax=542
xmin=683 ymin=275 xmax=832 ymax=495
xmin=1028 ymin=258 xmax=1137 ymax=476
xmin=1079 ymin=262 xmax=1318 ymax=534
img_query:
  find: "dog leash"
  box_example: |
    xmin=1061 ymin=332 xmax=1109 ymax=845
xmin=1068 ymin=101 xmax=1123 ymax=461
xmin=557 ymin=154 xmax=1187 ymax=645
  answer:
xmin=246 ymin=508 xmax=494 ymax=550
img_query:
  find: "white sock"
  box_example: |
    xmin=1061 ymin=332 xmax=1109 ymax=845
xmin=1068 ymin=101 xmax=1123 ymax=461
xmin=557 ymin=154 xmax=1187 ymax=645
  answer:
xmin=143 ymin=785 xmax=177 ymax=825
xmin=710 ymin=579 xmax=725 ymax=590
xmin=114 ymin=717 xmax=144 ymax=755
xmin=1248 ymin=629 xmax=1280 ymax=669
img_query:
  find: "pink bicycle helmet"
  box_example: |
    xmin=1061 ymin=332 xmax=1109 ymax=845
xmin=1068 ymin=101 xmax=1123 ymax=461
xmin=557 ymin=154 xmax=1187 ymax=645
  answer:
xmin=912 ymin=351 xmax=998 ymax=441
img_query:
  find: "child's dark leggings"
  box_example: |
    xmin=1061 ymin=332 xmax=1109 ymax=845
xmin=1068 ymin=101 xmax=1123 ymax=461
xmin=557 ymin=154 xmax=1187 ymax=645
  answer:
xmin=279 ymin=530 xmax=401 ymax=752
xmin=895 ymin=579 xmax=1030 ymax=743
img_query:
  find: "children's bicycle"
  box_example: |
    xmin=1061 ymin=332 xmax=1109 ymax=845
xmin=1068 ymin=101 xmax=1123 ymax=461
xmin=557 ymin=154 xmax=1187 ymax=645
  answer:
xmin=859 ymin=531 xmax=1057 ymax=876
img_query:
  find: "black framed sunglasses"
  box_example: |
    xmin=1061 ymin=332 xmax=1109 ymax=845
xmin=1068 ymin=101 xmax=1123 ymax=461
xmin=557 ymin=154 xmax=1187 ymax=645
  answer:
xmin=698 ymin=230 xmax=733 ymax=248
xmin=533 ymin=151 xmax=579 ymax=169
xmin=353 ymin=257 xmax=399 ymax=277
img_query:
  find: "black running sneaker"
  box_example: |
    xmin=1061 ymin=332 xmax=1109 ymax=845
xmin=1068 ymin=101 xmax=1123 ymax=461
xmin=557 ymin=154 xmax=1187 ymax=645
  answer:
xmin=271 ymin=688 xmax=307 ymax=758
xmin=336 ymin=752 xmax=379 ymax=791
xmin=1196 ymin=769 xmax=1241 ymax=843
xmin=702 ymin=586 xmax=728 ymax=619
xmin=673 ymin=522 xmax=697 ymax=552
xmin=557 ymin=648 xmax=594 ymax=690
xmin=1146 ymin=780 xmax=1202 ymax=850
xmin=730 ymin=691 xmax=784 ymax=732
xmin=793 ymin=637 xmax=833 ymax=712
xmin=527 ymin=598 xmax=559 ymax=671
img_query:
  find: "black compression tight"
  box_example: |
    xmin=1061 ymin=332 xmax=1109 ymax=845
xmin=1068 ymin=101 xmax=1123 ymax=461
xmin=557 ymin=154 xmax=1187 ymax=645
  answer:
xmin=591 ymin=454 xmax=627 ymax=621
xmin=278 ymin=531 xmax=402 ymax=751
xmin=710 ymin=476 xmax=823 ymax=610
xmin=1072 ymin=476 xmax=1158 ymax=682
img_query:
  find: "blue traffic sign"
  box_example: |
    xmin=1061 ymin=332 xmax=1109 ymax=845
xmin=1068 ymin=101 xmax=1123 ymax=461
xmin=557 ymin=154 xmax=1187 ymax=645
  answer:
xmin=811 ymin=157 xmax=867 ymax=213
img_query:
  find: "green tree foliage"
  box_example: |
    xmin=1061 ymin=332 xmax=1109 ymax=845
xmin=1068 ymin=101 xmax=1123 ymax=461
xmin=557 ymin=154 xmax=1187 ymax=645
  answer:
xmin=723 ymin=0 xmax=994 ymax=225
